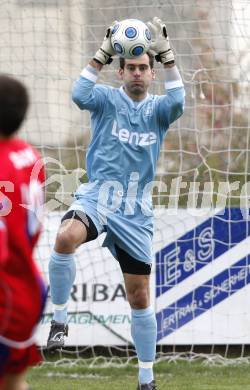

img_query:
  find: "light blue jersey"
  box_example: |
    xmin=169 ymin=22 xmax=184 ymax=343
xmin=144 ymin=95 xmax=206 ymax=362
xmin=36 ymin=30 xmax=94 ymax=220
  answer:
xmin=71 ymin=66 xmax=185 ymax=262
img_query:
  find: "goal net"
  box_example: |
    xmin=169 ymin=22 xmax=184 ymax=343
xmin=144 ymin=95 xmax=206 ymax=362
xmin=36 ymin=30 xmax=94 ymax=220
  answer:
xmin=1 ymin=0 xmax=250 ymax=365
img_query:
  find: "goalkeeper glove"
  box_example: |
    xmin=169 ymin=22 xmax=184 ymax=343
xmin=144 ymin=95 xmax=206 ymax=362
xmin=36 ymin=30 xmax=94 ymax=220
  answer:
xmin=94 ymin=22 xmax=117 ymax=65
xmin=147 ymin=17 xmax=175 ymax=64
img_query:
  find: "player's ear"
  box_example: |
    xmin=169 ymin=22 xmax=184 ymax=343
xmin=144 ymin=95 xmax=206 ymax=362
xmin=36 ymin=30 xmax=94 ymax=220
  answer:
xmin=151 ymin=68 xmax=156 ymax=80
xmin=118 ymin=68 xmax=124 ymax=79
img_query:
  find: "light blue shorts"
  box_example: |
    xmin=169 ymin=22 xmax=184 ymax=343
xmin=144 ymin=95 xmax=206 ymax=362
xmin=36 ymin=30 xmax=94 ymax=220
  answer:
xmin=68 ymin=182 xmax=154 ymax=264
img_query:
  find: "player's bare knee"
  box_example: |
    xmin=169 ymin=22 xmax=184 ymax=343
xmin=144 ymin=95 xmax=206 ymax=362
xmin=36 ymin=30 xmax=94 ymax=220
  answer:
xmin=55 ymin=229 xmax=76 ymax=252
xmin=127 ymin=287 xmax=149 ymax=309
xmin=55 ymin=221 xmax=85 ymax=252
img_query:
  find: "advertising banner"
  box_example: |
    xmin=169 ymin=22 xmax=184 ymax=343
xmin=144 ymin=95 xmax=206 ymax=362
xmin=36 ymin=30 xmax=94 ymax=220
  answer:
xmin=36 ymin=208 xmax=250 ymax=345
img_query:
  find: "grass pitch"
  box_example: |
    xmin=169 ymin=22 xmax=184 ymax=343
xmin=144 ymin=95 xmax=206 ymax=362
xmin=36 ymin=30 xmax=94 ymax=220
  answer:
xmin=28 ymin=360 xmax=250 ymax=390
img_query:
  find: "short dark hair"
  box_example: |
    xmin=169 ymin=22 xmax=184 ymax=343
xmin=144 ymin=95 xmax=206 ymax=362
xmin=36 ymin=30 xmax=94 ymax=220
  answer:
xmin=0 ymin=75 xmax=29 ymax=137
xmin=119 ymin=51 xmax=155 ymax=69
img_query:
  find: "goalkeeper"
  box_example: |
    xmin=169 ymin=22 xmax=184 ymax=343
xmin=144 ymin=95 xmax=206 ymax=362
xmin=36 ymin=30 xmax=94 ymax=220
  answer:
xmin=47 ymin=17 xmax=185 ymax=390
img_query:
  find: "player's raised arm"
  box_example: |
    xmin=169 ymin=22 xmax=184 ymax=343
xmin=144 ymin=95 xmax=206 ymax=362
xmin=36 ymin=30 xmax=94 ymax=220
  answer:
xmin=148 ymin=17 xmax=185 ymax=127
xmin=72 ymin=22 xmax=116 ymax=110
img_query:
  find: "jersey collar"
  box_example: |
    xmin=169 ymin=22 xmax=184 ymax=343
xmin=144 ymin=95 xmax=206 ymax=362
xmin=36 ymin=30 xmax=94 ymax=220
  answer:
xmin=119 ymin=86 xmax=150 ymax=109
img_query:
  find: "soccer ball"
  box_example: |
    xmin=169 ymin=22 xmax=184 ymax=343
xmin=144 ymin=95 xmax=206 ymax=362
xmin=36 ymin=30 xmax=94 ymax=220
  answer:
xmin=111 ymin=19 xmax=151 ymax=59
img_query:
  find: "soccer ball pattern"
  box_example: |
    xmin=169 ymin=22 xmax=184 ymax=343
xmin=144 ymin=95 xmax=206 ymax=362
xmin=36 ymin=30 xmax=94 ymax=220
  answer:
xmin=111 ymin=19 xmax=151 ymax=59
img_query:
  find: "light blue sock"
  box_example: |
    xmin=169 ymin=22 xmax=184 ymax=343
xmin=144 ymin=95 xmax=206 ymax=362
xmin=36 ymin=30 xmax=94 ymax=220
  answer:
xmin=53 ymin=307 xmax=68 ymax=324
xmin=48 ymin=250 xmax=76 ymax=324
xmin=131 ymin=306 xmax=157 ymax=385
